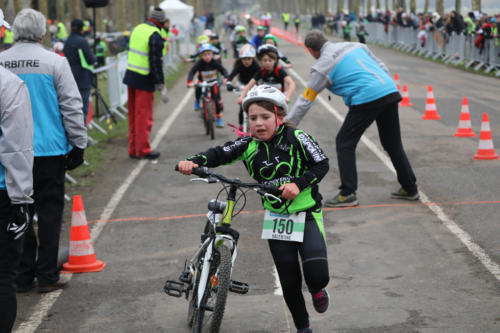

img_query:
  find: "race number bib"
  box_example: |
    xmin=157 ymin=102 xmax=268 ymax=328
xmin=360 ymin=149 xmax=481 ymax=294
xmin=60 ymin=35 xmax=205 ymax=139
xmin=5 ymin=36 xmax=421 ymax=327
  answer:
xmin=261 ymin=210 xmax=305 ymax=242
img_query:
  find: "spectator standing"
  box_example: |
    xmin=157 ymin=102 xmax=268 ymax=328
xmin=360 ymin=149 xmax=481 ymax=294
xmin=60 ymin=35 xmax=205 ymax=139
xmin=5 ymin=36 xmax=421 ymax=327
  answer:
xmin=63 ymin=19 xmax=97 ymax=126
xmin=250 ymin=25 xmax=267 ymax=50
xmin=282 ymin=12 xmax=290 ymax=30
xmin=55 ymin=19 xmax=68 ymax=41
xmin=123 ymin=7 xmax=169 ymax=159
xmin=0 ymin=64 xmax=33 ymax=333
xmin=287 ymin=30 xmax=418 ymax=207
xmin=0 ymin=24 xmax=13 ymax=50
xmin=294 ymin=14 xmax=301 ymax=33
xmin=0 ymin=9 xmax=87 ymax=293
xmin=0 ymin=10 xmax=34 ymax=333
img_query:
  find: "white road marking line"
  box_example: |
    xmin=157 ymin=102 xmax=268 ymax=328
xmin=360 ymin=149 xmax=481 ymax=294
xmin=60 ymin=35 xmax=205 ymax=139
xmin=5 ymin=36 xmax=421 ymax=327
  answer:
xmin=289 ymin=67 xmax=500 ymax=281
xmin=14 ymin=90 xmax=194 ymax=333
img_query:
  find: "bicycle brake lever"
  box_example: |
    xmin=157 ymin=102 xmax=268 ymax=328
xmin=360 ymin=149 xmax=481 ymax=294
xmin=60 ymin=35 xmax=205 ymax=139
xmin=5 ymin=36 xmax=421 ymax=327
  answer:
xmin=264 ymin=193 xmax=282 ymax=203
xmin=190 ymin=177 xmax=219 ymax=184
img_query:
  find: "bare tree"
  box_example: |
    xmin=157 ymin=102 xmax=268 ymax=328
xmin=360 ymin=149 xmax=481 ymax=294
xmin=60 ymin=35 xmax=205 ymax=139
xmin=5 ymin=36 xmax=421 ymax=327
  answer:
xmin=354 ymin=0 xmax=360 ymax=17
xmin=455 ymin=0 xmax=461 ymax=14
xmin=410 ymin=0 xmax=416 ymax=13
xmin=471 ymin=0 xmax=480 ymax=11
xmin=436 ymin=0 xmax=443 ymax=15
xmin=56 ymin=0 xmax=65 ymax=21
xmin=423 ymin=0 xmax=429 ymax=13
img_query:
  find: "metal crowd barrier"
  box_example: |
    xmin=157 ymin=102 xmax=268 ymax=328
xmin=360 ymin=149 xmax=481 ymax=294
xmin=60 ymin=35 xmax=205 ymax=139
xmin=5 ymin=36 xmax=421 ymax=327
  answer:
xmin=365 ymin=22 xmax=500 ymax=77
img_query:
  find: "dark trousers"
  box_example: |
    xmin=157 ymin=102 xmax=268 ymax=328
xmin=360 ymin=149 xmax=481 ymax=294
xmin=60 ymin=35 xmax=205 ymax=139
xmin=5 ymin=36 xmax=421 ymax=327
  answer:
xmin=195 ymin=85 xmax=223 ymax=115
xmin=0 ymin=191 xmax=25 ymax=332
xmin=80 ymin=88 xmax=91 ymax=126
xmin=16 ymin=156 xmax=66 ymax=287
xmin=268 ymin=210 xmax=329 ymax=329
xmin=336 ymin=101 xmax=417 ymax=196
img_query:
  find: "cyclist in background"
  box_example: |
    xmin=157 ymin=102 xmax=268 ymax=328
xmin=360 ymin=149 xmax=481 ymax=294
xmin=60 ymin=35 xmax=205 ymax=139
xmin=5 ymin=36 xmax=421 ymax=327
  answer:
xmin=231 ymin=25 xmax=250 ymax=58
xmin=263 ymin=33 xmax=292 ymax=68
xmin=209 ymin=32 xmax=227 ymax=64
xmin=187 ymin=43 xmax=228 ymax=127
xmin=250 ymin=25 xmax=267 ymax=49
xmin=238 ymin=44 xmax=295 ymax=104
xmin=177 ymin=85 xmax=331 ymax=333
xmin=227 ymin=44 xmax=261 ymax=131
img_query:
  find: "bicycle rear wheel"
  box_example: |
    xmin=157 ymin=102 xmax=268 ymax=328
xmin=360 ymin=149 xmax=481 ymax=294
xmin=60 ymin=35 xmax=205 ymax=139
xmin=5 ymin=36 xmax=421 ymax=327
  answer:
xmin=202 ymin=101 xmax=209 ymax=135
xmin=206 ymin=101 xmax=215 ymax=140
xmin=192 ymin=244 xmax=232 ymax=333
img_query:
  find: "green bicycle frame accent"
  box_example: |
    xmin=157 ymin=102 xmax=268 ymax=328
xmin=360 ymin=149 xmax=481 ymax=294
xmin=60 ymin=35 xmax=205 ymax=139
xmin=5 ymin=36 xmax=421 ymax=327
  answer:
xmin=215 ymin=185 xmax=238 ymax=247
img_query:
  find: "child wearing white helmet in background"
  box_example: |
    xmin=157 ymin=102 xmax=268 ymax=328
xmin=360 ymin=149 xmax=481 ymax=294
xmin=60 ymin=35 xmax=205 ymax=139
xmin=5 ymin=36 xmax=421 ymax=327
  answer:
xmin=177 ymin=85 xmax=331 ymax=333
xmin=226 ymin=44 xmax=261 ymax=130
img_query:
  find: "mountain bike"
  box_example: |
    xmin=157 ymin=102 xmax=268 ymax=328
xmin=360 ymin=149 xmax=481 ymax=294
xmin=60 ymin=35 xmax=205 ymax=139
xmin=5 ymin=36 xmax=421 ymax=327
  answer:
xmin=196 ymin=81 xmax=219 ymax=140
xmin=164 ymin=166 xmax=282 ymax=333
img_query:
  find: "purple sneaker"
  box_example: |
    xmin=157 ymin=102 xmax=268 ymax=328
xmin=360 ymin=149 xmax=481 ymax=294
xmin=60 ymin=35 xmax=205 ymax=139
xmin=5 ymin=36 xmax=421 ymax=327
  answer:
xmin=312 ymin=288 xmax=329 ymax=313
xmin=297 ymin=325 xmax=312 ymax=333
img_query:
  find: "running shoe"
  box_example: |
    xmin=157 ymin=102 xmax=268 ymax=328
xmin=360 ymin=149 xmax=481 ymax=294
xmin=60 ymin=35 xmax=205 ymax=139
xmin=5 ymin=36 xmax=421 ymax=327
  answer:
xmin=297 ymin=325 xmax=312 ymax=333
xmin=216 ymin=117 xmax=224 ymax=127
xmin=312 ymin=288 xmax=329 ymax=313
xmin=324 ymin=193 xmax=358 ymax=207
xmin=194 ymin=99 xmax=200 ymax=111
xmin=391 ymin=188 xmax=419 ymax=200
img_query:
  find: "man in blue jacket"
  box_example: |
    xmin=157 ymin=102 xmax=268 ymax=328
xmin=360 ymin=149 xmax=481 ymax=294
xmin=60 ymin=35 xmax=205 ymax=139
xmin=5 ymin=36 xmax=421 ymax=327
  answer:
xmin=287 ymin=30 xmax=418 ymax=207
xmin=63 ymin=19 xmax=96 ymax=125
xmin=0 ymin=9 xmax=87 ymax=294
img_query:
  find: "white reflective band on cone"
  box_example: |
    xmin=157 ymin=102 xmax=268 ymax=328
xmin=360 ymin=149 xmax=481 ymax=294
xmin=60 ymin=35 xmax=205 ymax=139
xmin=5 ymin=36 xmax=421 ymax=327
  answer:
xmin=71 ymin=211 xmax=88 ymax=226
xmin=478 ymin=140 xmax=494 ymax=149
xmin=69 ymin=239 xmax=95 ymax=256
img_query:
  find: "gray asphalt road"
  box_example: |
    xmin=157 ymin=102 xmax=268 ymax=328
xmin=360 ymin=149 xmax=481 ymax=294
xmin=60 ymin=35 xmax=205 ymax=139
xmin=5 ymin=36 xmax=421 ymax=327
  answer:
xmin=15 ymin=30 xmax=500 ymax=333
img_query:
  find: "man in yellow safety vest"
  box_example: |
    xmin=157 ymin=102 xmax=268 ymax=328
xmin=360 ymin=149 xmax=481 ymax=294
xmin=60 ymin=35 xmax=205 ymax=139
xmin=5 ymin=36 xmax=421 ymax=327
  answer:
xmin=123 ymin=7 xmax=169 ymax=160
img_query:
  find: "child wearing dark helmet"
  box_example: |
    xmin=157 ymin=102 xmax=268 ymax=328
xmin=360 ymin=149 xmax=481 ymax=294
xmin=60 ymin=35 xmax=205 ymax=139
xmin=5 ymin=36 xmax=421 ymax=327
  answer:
xmin=238 ymin=44 xmax=295 ymax=105
xmin=177 ymin=85 xmax=330 ymax=333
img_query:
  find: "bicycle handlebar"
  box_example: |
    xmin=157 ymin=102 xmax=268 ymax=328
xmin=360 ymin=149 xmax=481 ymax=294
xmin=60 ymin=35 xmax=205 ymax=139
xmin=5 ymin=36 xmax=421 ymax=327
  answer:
xmin=175 ymin=165 xmax=282 ymax=198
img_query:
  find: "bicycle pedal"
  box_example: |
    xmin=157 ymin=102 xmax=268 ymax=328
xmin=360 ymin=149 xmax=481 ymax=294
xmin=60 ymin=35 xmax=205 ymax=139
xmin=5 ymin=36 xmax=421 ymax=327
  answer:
xmin=164 ymin=280 xmax=185 ymax=298
xmin=229 ymin=280 xmax=249 ymax=294
xmin=179 ymin=271 xmax=192 ymax=284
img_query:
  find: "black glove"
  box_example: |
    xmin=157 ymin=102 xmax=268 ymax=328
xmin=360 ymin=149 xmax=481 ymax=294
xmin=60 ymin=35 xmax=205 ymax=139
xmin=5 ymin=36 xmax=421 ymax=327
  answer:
xmin=7 ymin=204 xmax=30 ymax=240
xmin=226 ymin=83 xmax=234 ymax=92
xmin=66 ymin=147 xmax=85 ymax=170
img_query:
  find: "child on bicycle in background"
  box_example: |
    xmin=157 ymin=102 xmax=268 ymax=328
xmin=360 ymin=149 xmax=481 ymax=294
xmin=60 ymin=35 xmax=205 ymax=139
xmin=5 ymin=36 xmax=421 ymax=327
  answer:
xmin=238 ymin=44 xmax=296 ymax=105
xmin=209 ymin=32 xmax=227 ymax=64
xmin=263 ymin=33 xmax=292 ymax=68
xmin=185 ymin=34 xmax=210 ymax=62
xmin=231 ymin=25 xmax=250 ymax=58
xmin=177 ymin=85 xmax=330 ymax=333
xmin=187 ymin=43 xmax=228 ymax=127
xmin=226 ymin=44 xmax=261 ymax=131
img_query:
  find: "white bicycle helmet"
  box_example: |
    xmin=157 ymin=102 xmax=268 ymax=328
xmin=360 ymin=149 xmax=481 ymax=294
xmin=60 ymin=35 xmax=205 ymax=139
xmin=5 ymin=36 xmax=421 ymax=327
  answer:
xmin=239 ymin=44 xmax=256 ymax=58
xmin=257 ymin=44 xmax=279 ymax=59
xmin=242 ymin=85 xmax=288 ymax=113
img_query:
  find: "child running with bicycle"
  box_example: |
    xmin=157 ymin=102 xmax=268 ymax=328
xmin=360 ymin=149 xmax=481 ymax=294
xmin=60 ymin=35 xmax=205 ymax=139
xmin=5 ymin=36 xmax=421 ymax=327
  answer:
xmin=238 ymin=44 xmax=296 ymax=105
xmin=187 ymin=43 xmax=228 ymax=127
xmin=177 ymin=85 xmax=330 ymax=333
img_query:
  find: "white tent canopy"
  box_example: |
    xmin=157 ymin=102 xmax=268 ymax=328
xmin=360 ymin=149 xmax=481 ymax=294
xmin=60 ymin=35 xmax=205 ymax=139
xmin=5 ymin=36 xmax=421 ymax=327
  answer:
xmin=158 ymin=0 xmax=194 ymax=32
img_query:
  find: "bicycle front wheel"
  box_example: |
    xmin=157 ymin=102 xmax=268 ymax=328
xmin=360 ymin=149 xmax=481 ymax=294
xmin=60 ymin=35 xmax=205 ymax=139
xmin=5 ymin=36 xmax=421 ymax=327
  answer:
xmin=193 ymin=244 xmax=232 ymax=333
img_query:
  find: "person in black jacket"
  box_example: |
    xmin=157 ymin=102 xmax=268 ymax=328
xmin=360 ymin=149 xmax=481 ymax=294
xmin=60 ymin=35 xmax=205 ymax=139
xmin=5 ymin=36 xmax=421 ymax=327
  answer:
xmin=63 ymin=19 xmax=96 ymax=126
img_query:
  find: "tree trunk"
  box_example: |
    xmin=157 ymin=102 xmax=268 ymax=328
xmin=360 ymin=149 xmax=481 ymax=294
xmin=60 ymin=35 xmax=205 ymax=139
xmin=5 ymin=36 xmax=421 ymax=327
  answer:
xmin=56 ymin=0 xmax=64 ymax=21
xmin=455 ymin=0 xmax=461 ymax=14
xmin=115 ymin=0 xmax=126 ymax=31
xmin=410 ymin=0 xmax=416 ymax=13
xmin=337 ymin=0 xmax=343 ymax=15
xmin=423 ymin=0 xmax=429 ymax=13
xmin=436 ymin=0 xmax=444 ymax=16
xmin=70 ymin=0 xmax=82 ymax=20
xmin=471 ymin=0 xmax=480 ymax=12
xmin=376 ymin=0 xmax=380 ymax=10
xmin=354 ymin=0 xmax=360 ymax=17
xmin=367 ymin=0 xmax=372 ymax=16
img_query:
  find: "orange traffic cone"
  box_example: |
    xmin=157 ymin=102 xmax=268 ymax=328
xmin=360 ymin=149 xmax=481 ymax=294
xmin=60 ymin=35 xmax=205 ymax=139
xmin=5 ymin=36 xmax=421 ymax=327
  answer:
xmin=454 ymin=97 xmax=476 ymax=137
xmin=474 ymin=113 xmax=499 ymax=160
xmin=394 ymin=73 xmax=400 ymax=91
xmin=399 ymin=85 xmax=413 ymax=107
xmin=297 ymin=34 xmax=303 ymax=46
xmin=62 ymin=195 xmax=106 ymax=273
xmin=422 ymin=85 xmax=441 ymax=120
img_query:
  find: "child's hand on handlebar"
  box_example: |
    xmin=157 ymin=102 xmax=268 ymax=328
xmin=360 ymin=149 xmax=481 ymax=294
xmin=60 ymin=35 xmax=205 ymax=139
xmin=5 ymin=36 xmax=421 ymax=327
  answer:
xmin=279 ymin=183 xmax=299 ymax=200
xmin=177 ymin=161 xmax=199 ymax=175
xmin=187 ymin=81 xmax=194 ymax=88
xmin=222 ymin=78 xmax=227 ymax=86
xmin=237 ymin=96 xmax=243 ymax=104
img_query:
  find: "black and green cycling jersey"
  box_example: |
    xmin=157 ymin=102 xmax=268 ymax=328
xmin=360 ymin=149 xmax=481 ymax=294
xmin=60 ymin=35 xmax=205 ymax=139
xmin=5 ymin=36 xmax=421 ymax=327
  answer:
xmin=188 ymin=125 xmax=329 ymax=214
